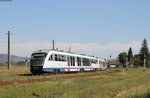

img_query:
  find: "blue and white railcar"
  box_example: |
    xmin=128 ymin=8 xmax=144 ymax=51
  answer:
xmin=98 ymin=59 xmax=107 ymax=70
xmin=30 ymin=49 xmax=106 ymax=74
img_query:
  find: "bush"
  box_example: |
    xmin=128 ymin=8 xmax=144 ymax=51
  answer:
xmin=134 ymin=58 xmax=141 ymax=67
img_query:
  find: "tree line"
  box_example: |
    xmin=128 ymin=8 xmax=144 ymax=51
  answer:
xmin=118 ymin=38 xmax=150 ymax=68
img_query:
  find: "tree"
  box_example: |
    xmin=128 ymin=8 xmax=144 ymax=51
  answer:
xmin=133 ymin=54 xmax=140 ymax=68
xmin=133 ymin=58 xmax=140 ymax=68
xmin=118 ymin=52 xmax=127 ymax=67
xmin=128 ymin=47 xmax=133 ymax=66
xmin=139 ymin=38 xmax=150 ymax=66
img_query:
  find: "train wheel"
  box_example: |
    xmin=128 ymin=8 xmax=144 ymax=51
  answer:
xmin=80 ymin=68 xmax=84 ymax=72
xmin=31 ymin=70 xmax=38 ymax=75
xmin=53 ymin=69 xmax=60 ymax=74
xmin=94 ymin=69 xmax=97 ymax=72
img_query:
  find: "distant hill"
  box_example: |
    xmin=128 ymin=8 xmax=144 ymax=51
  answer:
xmin=0 ymin=54 xmax=30 ymax=63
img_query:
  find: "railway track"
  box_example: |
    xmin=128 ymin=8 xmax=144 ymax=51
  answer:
xmin=0 ymin=70 xmax=121 ymax=88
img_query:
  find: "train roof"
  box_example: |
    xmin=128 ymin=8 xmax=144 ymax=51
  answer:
xmin=32 ymin=49 xmax=51 ymax=53
xmin=32 ymin=49 xmax=105 ymax=60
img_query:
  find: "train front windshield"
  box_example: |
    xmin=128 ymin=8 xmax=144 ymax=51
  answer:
xmin=30 ymin=53 xmax=47 ymax=66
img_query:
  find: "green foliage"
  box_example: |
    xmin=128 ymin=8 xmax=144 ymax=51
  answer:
xmin=133 ymin=58 xmax=141 ymax=67
xmin=133 ymin=54 xmax=141 ymax=67
xmin=139 ymin=38 xmax=150 ymax=66
xmin=128 ymin=47 xmax=133 ymax=66
xmin=118 ymin=52 xmax=127 ymax=67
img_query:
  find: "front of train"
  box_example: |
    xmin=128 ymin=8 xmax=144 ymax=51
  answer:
xmin=30 ymin=50 xmax=49 ymax=74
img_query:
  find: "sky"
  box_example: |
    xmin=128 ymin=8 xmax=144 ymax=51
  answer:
xmin=0 ymin=0 xmax=150 ymax=59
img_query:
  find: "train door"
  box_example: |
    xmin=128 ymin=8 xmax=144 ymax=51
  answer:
xmin=70 ymin=56 xmax=75 ymax=66
xmin=67 ymin=56 xmax=70 ymax=66
xmin=98 ymin=60 xmax=101 ymax=70
xmin=67 ymin=56 xmax=71 ymax=71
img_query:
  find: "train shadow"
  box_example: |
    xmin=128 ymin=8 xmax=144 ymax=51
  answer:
xmin=17 ymin=72 xmax=80 ymax=77
xmin=18 ymin=73 xmax=34 ymax=76
xmin=17 ymin=70 xmax=103 ymax=77
xmin=17 ymin=73 xmax=56 ymax=76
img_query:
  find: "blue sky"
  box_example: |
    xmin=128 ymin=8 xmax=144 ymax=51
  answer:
xmin=0 ymin=0 xmax=150 ymax=59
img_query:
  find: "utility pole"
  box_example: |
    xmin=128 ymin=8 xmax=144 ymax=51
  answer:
xmin=7 ymin=31 xmax=11 ymax=70
xmin=126 ymin=56 xmax=128 ymax=71
xmin=25 ymin=59 xmax=28 ymax=67
xmin=143 ymin=53 xmax=146 ymax=71
xmin=108 ymin=55 xmax=111 ymax=69
xmin=69 ymin=47 xmax=71 ymax=53
xmin=52 ymin=40 xmax=55 ymax=50
xmin=110 ymin=55 xmax=111 ymax=65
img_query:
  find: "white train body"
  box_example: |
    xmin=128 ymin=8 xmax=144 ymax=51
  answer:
xmin=30 ymin=49 xmax=107 ymax=74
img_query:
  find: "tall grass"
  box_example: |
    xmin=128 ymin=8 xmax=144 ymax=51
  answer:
xmin=0 ymin=67 xmax=150 ymax=97
xmin=0 ymin=65 xmax=117 ymax=82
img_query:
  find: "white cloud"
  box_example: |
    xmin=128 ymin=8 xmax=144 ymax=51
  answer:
xmin=1 ymin=41 xmax=149 ymax=58
xmin=57 ymin=41 xmax=142 ymax=51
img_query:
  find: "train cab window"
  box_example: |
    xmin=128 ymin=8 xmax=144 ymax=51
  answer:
xmin=31 ymin=53 xmax=47 ymax=59
xmin=49 ymin=54 xmax=53 ymax=61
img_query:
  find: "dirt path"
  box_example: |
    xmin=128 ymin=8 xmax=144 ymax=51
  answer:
xmin=0 ymin=70 xmax=121 ymax=88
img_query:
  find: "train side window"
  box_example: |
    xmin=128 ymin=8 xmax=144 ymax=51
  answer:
xmin=63 ymin=55 xmax=66 ymax=61
xmin=60 ymin=55 xmax=63 ymax=61
xmin=89 ymin=59 xmax=92 ymax=65
xmin=60 ymin=55 xmax=62 ymax=61
xmin=62 ymin=55 xmax=66 ymax=62
xmin=67 ymin=56 xmax=70 ymax=66
xmin=58 ymin=55 xmax=61 ymax=61
xmin=55 ymin=54 xmax=57 ymax=61
xmin=79 ymin=58 xmax=81 ymax=66
xmin=82 ymin=58 xmax=85 ymax=66
xmin=77 ymin=57 xmax=81 ymax=66
xmin=92 ymin=59 xmax=97 ymax=64
xmin=82 ymin=58 xmax=91 ymax=66
xmin=70 ymin=56 xmax=75 ymax=66
xmin=99 ymin=61 xmax=102 ymax=64
xmin=70 ymin=56 xmax=72 ymax=66
xmin=61 ymin=55 xmax=64 ymax=61
xmin=74 ymin=57 xmax=77 ymax=62
xmin=96 ymin=60 xmax=98 ymax=63
xmin=73 ymin=57 xmax=75 ymax=66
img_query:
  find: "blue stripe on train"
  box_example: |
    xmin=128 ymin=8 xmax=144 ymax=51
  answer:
xmin=43 ymin=67 xmax=98 ymax=70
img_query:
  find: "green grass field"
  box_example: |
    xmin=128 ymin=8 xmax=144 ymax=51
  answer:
xmin=0 ymin=65 xmax=150 ymax=98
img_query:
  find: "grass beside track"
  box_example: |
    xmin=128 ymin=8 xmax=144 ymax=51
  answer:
xmin=0 ymin=65 xmax=150 ymax=98
xmin=0 ymin=65 xmax=117 ymax=82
